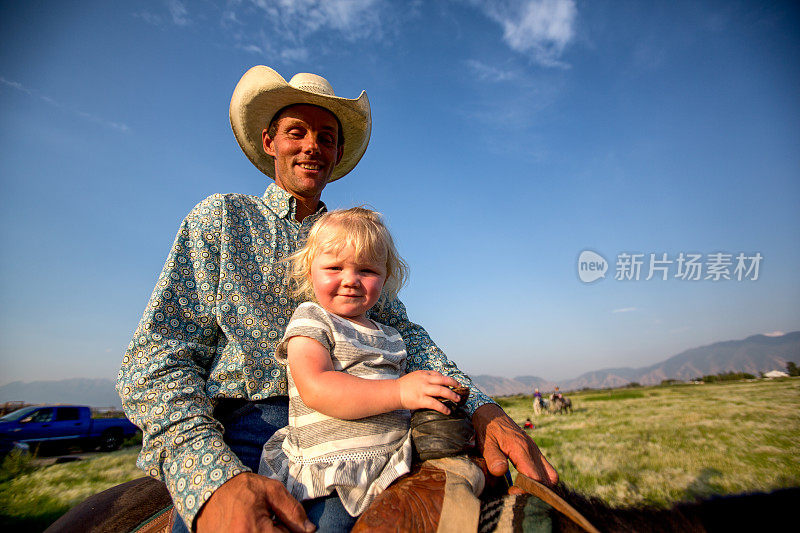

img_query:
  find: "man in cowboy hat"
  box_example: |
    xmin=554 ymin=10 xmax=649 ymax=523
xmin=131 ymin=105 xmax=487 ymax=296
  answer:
xmin=118 ymin=66 xmax=557 ymax=532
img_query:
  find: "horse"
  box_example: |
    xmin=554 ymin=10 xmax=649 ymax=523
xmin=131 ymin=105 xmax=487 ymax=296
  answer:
xmin=550 ymin=396 xmax=572 ymax=415
xmin=533 ymin=396 xmax=548 ymax=416
xmin=481 ymin=477 xmax=799 ymax=532
xmin=44 ymin=473 xmax=798 ymax=533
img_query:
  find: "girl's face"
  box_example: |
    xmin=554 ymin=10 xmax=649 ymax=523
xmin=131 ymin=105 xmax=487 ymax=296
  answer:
xmin=309 ymin=241 xmax=387 ymax=322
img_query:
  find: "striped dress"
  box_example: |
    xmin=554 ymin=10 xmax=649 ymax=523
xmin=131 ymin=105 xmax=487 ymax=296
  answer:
xmin=258 ymin=302 xmax=413 ymax=516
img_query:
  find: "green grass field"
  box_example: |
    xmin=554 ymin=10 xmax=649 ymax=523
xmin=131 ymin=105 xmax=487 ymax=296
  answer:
xmin=0 ymin=447 xmax=142 ymax=532
xmin=499 ymin=378 xmax=800 ymax=507
xmin=1 ymin=378 xmax=798 ymax=530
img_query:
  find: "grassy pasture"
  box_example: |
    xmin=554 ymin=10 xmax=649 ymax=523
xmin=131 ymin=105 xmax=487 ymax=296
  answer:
xmin=500 ymin=378 xmax=800 ymax=507
xmin=0 ymin=447 xmax=142 ymax=532
xmin=1 ymin=378 xmax=797 ymax=530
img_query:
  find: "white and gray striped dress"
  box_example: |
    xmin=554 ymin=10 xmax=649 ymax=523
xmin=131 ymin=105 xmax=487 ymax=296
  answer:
xmin=258 ymin=302 xmax=413 ymax=517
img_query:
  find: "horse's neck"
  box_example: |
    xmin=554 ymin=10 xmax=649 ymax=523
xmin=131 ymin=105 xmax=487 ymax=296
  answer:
xmin=552 ymin=486 xmax=800 ymax=532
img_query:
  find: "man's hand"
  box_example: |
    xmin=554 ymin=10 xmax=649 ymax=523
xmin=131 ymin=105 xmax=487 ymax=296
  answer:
xmin=195 ymin=473 xmax=315 ymax=533
xmin=472 ymin=403 xmax=558 ymax=486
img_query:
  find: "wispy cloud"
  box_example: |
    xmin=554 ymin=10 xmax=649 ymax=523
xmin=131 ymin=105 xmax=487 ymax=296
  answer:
xmin=241 ymin=44 xmax=263 ymax=55
xmin=246 ymin=0 xmax=382 ymax=39
xmin=221 ymin=0 xmax=386 ymax=63
xmin=612 ymin=307 xmax=638 ymax=314
xmin=0 ymin=77 xmax=32 ymax=94
xmin=280 ymin=47 xmax=310 ymax=63
xmin=469 ymin=0 xmax=577 ymax=67
xmin=457 ymin=70 xmax=564 ymax=136
xmin=133 ymin=1 xmax=395 ymax=67
xmin=1 ymin=77 xmax=130 ymax=133
xmin=464 ymin=59 xmax=519 ymax=82
xmin=133 ymin=10 xmax=163 ymax=26
xmin=168 ymin=0 xmax=190 ymax=26
xmin=135 ymin=0 xmax=190 ymax=27
xmin=763 ymin=331 xmax=785 ymax=337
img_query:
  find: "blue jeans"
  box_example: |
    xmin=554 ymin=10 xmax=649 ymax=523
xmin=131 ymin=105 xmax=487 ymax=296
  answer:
xmin=172 ymin=397 xmax=356 ymax=532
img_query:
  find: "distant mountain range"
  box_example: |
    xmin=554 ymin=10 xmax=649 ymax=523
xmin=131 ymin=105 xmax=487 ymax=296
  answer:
xmin=0 ymin=378 xmax=123 ymax=409
xmin=1 ymin=332 xmax=798 ymax=406
xmin=473 ymin=331 xmax=800 ymax=395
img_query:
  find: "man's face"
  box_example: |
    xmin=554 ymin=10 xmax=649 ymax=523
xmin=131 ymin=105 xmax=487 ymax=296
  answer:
xmin=262 ymin=104 xmax=344 ymax=202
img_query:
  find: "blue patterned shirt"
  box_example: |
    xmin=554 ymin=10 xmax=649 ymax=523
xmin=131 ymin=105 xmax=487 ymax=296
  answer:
xmin=117 ymin=183 xmax=493 ymax=526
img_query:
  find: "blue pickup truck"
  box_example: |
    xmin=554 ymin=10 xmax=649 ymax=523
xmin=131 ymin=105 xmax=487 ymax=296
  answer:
xmin=0 ymin=405 xmax=139 ymax=456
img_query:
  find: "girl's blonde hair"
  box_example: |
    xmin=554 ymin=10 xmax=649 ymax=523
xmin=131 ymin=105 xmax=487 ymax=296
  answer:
xmin=290 ymin=207 xmax=409 ymax=310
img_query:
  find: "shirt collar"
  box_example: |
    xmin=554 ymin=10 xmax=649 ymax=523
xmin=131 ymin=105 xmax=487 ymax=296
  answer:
xmin=262 ymin=183 xmax=327 ymax=221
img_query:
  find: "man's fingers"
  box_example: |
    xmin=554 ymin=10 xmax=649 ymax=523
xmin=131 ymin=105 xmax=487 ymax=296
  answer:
xmin=196 ymin=473 xmax=310 ymax=533
xmin=506 ymin=434 xmax=559 ymax=486
xmin=482 ymin=434 xmax=510 ymax=476
xmin=472 ymin=403 xmax=559 ymax=486
xmin=254 ymin=514 xmax=290 ymax=533
xmin=537 ymin=453 xmax=559 ymax=485
xmin=505 ymin=438 xmax=540 ymax=479
xmin=264 ymin=481 xmax=315 ymax=533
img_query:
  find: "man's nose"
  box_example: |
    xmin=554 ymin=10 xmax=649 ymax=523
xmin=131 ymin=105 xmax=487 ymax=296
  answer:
xmin=302 ymin=133 xmax=321 ymax=153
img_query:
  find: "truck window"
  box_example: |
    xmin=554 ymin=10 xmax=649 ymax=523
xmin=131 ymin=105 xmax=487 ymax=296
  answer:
xmin=30 ymin=408 xmax=55 ymax=423
xmin=0 ymin=406 xmax=38 ymax=421
xmin=56 ymin=407 xmax=81 ymax=421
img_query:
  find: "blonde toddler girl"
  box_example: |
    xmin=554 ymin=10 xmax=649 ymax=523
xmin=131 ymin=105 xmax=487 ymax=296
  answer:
xmin=259 ymin=207 xmax=461 ymax=518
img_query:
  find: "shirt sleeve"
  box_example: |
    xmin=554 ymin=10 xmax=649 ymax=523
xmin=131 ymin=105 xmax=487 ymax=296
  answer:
xmin=368 ymin=298 xmax=495 ymax=415
xmin=116 ymin=196 xmax=246 ymax=528
xmin=275 ymin=303 xmax=334 ymax=364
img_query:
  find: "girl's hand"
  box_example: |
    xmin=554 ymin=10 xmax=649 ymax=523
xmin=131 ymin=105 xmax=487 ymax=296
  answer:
xmin=397 ymin=371 xmax=463 ymax=414
xmin=288 ymin=338 xmax=465 ymax=419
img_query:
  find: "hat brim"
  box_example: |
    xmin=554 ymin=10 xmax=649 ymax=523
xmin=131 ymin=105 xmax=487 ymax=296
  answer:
xmin=230 ymin=66 xmax=371 ymax=182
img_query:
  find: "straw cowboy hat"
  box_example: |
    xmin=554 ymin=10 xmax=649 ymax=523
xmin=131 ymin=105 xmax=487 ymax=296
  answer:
xmin=230 ymin=65 xmax=371 ymax=182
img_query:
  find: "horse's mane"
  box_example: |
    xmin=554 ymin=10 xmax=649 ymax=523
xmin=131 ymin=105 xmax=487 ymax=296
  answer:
xmin=549 ymin=483 xmax=799 ymax=532
xmin=481 ymin=483 xmax=799 ymax=532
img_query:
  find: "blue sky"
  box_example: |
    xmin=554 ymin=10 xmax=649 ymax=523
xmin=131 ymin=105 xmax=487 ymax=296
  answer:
xmin=1 ymin=0 xmax=798 ymax=385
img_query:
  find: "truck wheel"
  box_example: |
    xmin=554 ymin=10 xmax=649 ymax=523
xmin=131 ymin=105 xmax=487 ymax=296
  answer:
xmin=99 ymin=429 xmax=123 ymax=452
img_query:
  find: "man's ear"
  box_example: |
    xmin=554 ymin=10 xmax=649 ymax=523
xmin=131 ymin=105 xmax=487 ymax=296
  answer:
xmin=262 ymin=128 xmax=276 ymax=157
xmin=335 ymin=144 xmax=344 ymax=166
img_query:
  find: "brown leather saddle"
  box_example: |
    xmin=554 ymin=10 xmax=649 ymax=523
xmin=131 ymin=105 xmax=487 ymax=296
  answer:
xmin=45 ymin=392 xmax=598 ymax=533
xmin=44 ymin=468 xmax=598 ymax=533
